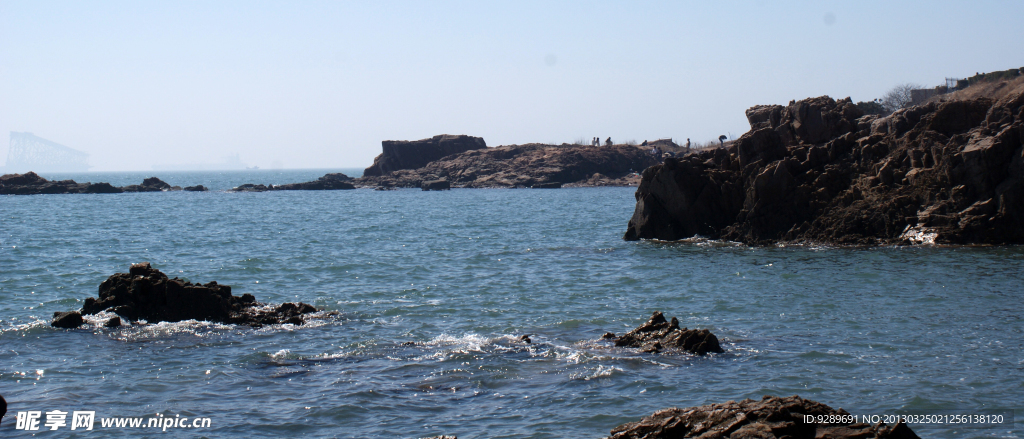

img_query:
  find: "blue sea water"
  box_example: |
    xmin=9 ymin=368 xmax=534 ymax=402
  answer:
xmin=1 ymin=170 xmax=1022 ymax=438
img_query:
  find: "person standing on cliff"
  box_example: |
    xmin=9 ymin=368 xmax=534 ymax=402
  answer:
xmin=605 ymin=137 xmax=612 ymax=146
xmin=686 ymin=138 xmax=691 ymax=152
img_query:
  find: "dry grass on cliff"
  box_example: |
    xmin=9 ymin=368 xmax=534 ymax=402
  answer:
xmin=934 ymin=75 xmax=1024 ymax=103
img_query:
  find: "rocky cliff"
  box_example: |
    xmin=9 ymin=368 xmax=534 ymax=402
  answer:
xmin=362 ymin=134 xmax=487 ymax=177
xmin=624 ymin=88 xmax=1024 ymax=245
xmin=356 ymin=142 xmax=660 ymax=188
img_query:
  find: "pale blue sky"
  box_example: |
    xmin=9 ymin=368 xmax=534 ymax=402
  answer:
xmin=1 ymin=1 xmax=1021 ymax=171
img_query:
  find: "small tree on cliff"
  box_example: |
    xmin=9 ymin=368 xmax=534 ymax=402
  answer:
xmin=881 ymin=83 xmax=921 ymax=114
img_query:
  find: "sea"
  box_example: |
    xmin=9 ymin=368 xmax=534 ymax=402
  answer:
xmin=1 ymin=169 xmax=1021 ymax=438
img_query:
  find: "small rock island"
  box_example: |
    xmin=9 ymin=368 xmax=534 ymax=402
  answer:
xmin=52 ymin=262 xmax=320 ymax=328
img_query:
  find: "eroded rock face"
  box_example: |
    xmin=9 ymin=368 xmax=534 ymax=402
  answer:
xmin=607 ymin=312 xmax=723 ymax=355
xmin=606 ymin=395 xmax=919 ymax=439
xmin=363 ymin=134 xmax=487 ymax=177
xmin=624 ymin=91 xmax=1024 ymax=245
xmin=356 ymin=143 xmax=660 ymax=188
xmin=51 ymin=262 xmax=319 ymax=328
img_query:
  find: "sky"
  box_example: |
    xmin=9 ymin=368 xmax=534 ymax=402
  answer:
xmin=1 ymin=1 xmax=1022 ymax=171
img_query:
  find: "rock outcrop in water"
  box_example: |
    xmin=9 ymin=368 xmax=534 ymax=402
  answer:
xmin=232 ymin=173 xmax=355 ymax=192
xmin=0 ymin=173 xmax=205 ymax=195
xmin=1 ymin=172 xmax=123 ymax=195
xmin=50 ymin=262 xmax=319 ymax=328
xmin=363 ymin=134 xmax=488 ymax=177
xmin=355 ymin=141 xmax=660 ymax=188
xmin=421 ymin=179 xmax=450 ymax=191
xmin=606 ymin=395 xmax=919 ymax=439
xmin=624 ymin=87 xmax=1024 ymax=245
xmin=605 ymin=312 xmax=723 ymax=355
xmin=122 ymin=177 xmax=172 ymax=192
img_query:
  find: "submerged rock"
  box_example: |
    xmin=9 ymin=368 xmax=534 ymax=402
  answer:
xmin=609 ymin=311 xmax=723 ymax=355
xmin=51 ymin=262 xmax=319 ymax=328
xmin=606 ymin=395 xmax=919 ymax=439
xmin=51 ymin=311 xmax=85 ymax=329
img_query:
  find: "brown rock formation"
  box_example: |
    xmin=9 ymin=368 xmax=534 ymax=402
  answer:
xmin=624 ymin=88 xmax=1024 ymax=245
xmin=356 ymin=143 xmax=659 ymax=188
xmin=607 ymin=311 xmax=723 ymax=355
xmin=363 ymin=134 xmax=487 ymax=177
xmin=606 ymin=395 xmax=919 ymax=439
xmin=51 ymin=262 xmax=319 ymax=328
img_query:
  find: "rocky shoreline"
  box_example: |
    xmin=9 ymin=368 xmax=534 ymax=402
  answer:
xmin=624 ymin=86 xmax=1024 ymax=245
xmin=605 ymin=395 xmax=919 ymax=439
xmin=419 ymin=395 xmax=921 ymax=439
xmin=0 ymin=173 xmax=207 ymax=195
xmin=230 ymin=172 xmax=355 ymax=192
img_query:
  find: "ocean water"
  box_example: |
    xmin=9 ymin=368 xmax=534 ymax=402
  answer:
xmin=1 ymin=170 xmax=1022 ymax=438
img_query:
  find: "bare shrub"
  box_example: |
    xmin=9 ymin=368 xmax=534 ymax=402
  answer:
xmin=881 ymin=83 xmax=921 ymax=113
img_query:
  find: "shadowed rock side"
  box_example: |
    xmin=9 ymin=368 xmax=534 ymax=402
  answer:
xmin=0 ymin=173 xmax=203 ymax=195
xmin=356 ymin=143 xmax=660 ymax=188
xmin=363 ymin=134 xmax=487 ymax=177
xmin=51 ymin=262 xmax=319 ymax=328
xmin=624 ymin=90 xmax=1024 ymax=245
xmin=605 ymin=311 xmax=722 ymax=355
xmin=606 ymin=395 xmax=919 ymax=439
xmin=232 ymin=173 xmax=355 ymax=192
xmin=421 ymin=179 xmax=450 ymax=191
